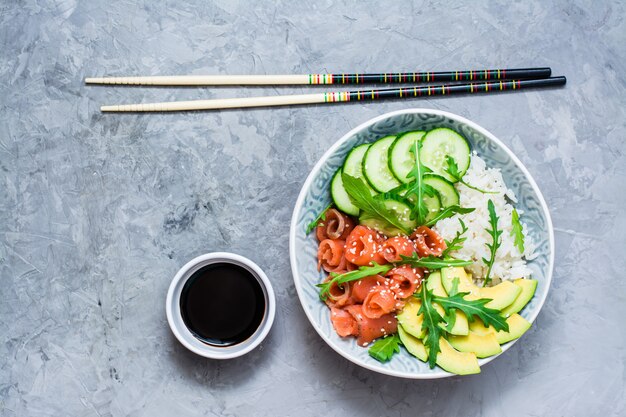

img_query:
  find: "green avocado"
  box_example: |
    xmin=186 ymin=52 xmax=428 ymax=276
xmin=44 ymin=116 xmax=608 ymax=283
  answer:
xmin=469 ymin=314 xmax=531 ymax=344
xmin=398 ymin=324 xmax=427 ymax=361
xmin=399 ymin=326 xmax=480 ymax=375
xmin=435 ymin=337 xmax=481 ymax=375
xmin=500 ymin=279 xmax=538 ymax=317
xmin=440 ymin=267 xmax=522 ymax=311
xmin=448 ymin=331 xmax=502 ymax=358
xmin=396 ymin=297 xmax=425 ymax=339
xmin=427 ymin=271 xmax=469 ymax=336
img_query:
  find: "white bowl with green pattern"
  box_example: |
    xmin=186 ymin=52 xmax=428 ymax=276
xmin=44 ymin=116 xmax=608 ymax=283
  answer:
xmin=289 ymin=108 xmax=554 ymax=379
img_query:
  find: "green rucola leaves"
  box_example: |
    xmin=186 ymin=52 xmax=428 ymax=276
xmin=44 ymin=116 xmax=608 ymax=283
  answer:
xmin=511 ymin=208 xmax=525 ymax=253
xmin=342 ymin=173 xmax=411 ymax=235
xmin=368 ymin=334 xmax=402 ymax=363
xmin=482 ymin=199 xmax=502 ymax=287
xmin=444 ymin=156 xmax=497 ymax=194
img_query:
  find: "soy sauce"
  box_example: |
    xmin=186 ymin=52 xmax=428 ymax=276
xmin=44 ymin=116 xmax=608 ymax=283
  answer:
xmin=180 ymin=262 xmax=266 ymax=347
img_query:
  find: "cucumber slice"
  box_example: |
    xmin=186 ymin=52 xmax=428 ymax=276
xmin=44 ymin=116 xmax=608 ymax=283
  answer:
xmin=362 ymin=136 xmax=401 ymax=192
xmin=388 ymin=131 xmax=426 ymax=183
xmin=342 ymin=143 xmax=375 ymax=195
xmin=420 ymin=128 xmax=471 ymax=183
xmin=343 ymin=143 xmax=370 ymax=180
xmin=423 ymin=174 xmax=460 ymax=207
xmin=359 ymin=199 xmax=417 ymax=236
xmin=330 ymin=168 xmax=359 ymax=216
xmin=423 ymin=194 xmax=441 ymax=223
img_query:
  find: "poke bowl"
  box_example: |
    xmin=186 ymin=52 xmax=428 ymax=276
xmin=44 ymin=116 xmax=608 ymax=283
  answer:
xmin=289 ymin=108 xmax=554 ymax=379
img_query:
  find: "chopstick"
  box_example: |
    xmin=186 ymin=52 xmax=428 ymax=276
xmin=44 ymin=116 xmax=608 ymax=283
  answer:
xmin=100 ymin=76 xmax=566 ymax=112
xmin=86 ymin=67 xmax=551 ymax=86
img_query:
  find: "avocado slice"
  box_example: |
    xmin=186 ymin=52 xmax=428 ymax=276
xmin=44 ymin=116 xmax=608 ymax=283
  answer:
xmin=500 ymin=279 xmax=538 ymax=317
xmin=480 ymin=282 xmax=522 ymax=310
xmin=440 ymin=267 xmax=522 ymax=311
xmin=399 ymin=326 xmax=480 ymax=375
xmin=435 ymin=337 xmax=481 ymax=375
xmin=469 ymin=314 xmax=532 ymax=344
xmin=427 ymin=272 xmax=469 ymax=336
xmin=495 ymin=314 xmax=531 ymax=344
xmin=396 ymin=298 xmax=425 ymax=339
xmin=398 ymin=324 xmax=427 ymax=361
xmin=448 ymin=331 xmax=502 ymax=358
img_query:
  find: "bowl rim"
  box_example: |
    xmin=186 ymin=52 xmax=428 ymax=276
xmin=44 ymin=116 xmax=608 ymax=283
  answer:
xmin=289 ymin=108 xmax=555 ymax=379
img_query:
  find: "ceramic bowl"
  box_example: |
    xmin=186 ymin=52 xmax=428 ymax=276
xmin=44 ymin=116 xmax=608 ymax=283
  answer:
xmin=166 ymin=252 xmax=276 ymax=359
xmin=289 ymin=108 xmax=554 ymax=378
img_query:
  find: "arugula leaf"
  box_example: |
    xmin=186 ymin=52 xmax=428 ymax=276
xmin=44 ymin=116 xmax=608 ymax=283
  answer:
xmin=399 ymin=254 xmax=473 ymax=270
xmin=482 ymin=199 xmax=502 ymax=287
xmin=404 ymin=140 xmax=433 ymax=224
xmin=368 ymin=334 xmax=402 ymax=363
xmin=442 ymin=218 xmax=468 ymax=256
xmin=417 ymin=284 xmax=444 ymax=368
xmin=305 ymin=203 xmax=332 ymax=234
xmin=511 ymin=208 xmax=525 ymax=253
xmin=424 ymin=205 xmax=475 ymax=227
xmin=433 ymin=293 xmax=509 ymax=332
xmin=444 ymin=156 xmax=497 ymax=194
xmin=342 ymin=173 xmax=411 ymax=234
xmin=317 ymin=263 xmax=392 ymax=301
xmin=443 ymin=308 xmax=457 ymax=332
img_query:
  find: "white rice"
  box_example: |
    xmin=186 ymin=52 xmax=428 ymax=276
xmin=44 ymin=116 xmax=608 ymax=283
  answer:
xmin=433 ymin=153 xmax=536 ymax=284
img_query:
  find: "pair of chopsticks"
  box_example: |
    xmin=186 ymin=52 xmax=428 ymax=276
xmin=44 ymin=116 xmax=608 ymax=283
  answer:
xmin=86 ymin=67 xmax=565 ymax=112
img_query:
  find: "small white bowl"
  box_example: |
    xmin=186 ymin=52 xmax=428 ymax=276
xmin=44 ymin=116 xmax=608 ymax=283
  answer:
xmin=166 ymin=252 xmax=276 ymax=359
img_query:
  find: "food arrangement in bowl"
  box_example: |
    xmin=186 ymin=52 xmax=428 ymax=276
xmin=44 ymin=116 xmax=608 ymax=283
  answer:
xmin=290 ymin=109 xmax=554 ymax=378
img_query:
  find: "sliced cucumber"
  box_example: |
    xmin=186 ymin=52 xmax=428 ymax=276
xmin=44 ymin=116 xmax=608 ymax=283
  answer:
xmin=330 ymin=168 xmax=359 ymax=216
xmin=359 ymin=199 xmax=416 ymax=236
xmin=420 ymin=128 xmax=471 ymax=183
xmin=388 ymin=131 xmax=426 ymax=183
xmin=423 ymin=194 xmax=441 ymax=223
xmin=423 ymin=174 xmax=460 ymax=207
xmin=343 ymin=143 xmax=370 ymax=180
xmin=362 ymin=135 xmax=401 ymax=192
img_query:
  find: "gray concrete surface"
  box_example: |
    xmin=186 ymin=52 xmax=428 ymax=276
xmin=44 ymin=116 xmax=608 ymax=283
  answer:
xmin=1 ymin=1 xmax=625 ymax=416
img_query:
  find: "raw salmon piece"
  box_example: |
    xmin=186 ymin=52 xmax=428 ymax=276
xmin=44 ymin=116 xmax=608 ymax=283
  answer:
xmin=362 ymin=287 xmax=396 ymax=319
xmin=330 ymin=307 xmax=358 ymax=337
xmin=351 ymin=275 xmax=387 ymax=303
xmin=345 ymin=304 xmax=398 ymax=346
xmin=344 ymin=225 xmax=387 ymax=266
xmin=386 ymin=265 xmax=423 ymax=299
xmin=316 ymin=208 xmax=356 ymax=241
xmin=381 ymin=236 xmax=416 ymax=263
xmin=326 ymin=279 xmax=353 ymax=307
xmin=317 ymin=239 xmax=345 ymax=272
xmin=411 ymin=226 xmax=447 ymax=257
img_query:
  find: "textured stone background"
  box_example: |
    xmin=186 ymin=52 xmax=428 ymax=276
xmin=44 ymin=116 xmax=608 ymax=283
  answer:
xmin=1 ymin=1 xmax=625 ymax=416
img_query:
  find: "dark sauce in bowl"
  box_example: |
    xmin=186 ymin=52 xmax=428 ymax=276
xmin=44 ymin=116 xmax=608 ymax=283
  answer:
xmin=180 ymin=262 xmax=266 ymax=347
